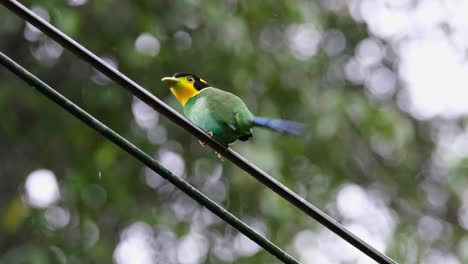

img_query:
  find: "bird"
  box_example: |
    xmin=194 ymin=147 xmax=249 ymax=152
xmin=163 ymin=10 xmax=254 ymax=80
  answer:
xmin=161 ymin=73 xmax=304 ymax=146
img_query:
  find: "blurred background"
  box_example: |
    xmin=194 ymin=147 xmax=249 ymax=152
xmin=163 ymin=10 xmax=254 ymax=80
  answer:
xmin=1 ymin=0 xmax=468 ymax=263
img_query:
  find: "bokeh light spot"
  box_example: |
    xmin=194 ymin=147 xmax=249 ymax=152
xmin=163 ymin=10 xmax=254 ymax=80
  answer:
xmin=67 ymin=0 xmax=87 ymax=7
xmin=44 ymin=206 xmax=70 ymax=230
xmin=174 ymin=31 xmax=192 ymax=51
xmin=157 ymin=149 xmax=185 ymax=177
xmin=135 ymin=33 xmax=160 ymax=57
xmin=25 ymin=169 xmax=60 ymax=208
xmin=177 ymin=232 xmax=208 ymax=264
xmin=286 ymin=24 xmax=321 ymax=60
xmin=132 ymin=97 xmax=159 ymax=130
xmin=114 ymin=222 xmax=157 ymax=264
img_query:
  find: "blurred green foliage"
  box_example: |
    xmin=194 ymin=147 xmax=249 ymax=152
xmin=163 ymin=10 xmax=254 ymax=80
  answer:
xmin=0 ymin=0 xmax=464 ymax=263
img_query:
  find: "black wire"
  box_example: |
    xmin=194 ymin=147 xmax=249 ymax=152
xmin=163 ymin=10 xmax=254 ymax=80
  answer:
xmin=0 ymin=51 xmax=299 ymax=264
xmin=0 ymin=1 xmax=397 ymax=263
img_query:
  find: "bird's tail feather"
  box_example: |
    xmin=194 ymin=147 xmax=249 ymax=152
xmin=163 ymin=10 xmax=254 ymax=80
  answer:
xmin=251 ymin=116 xmax=304 ymax=136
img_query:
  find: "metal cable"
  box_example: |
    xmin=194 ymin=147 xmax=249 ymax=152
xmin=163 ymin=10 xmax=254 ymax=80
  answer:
xmin=0 ymin=51 xmax=299 ymax=264
xmin=0 ymin=1 xmax=397 ymax=263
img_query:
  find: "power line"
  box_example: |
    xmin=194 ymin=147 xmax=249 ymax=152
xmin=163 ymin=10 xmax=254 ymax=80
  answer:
xmin=0 ymin=1 xmax=397 ymax=263
xmin=0 ymin=51 xmax=299 ymax=264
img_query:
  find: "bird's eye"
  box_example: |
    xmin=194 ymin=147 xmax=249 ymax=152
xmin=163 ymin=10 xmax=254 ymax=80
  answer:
xmin=187 ymin=77 xmax=194 ymax=82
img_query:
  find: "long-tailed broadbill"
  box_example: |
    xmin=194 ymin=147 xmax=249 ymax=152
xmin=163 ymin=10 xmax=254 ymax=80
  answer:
xmin=161 ymin=73 xmax=303 ymax=145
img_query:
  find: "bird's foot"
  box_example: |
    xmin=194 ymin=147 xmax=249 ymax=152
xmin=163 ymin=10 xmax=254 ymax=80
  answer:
xmin=215 ymin=143 xmax=231 ymax=161
xmin=216 ymin=152 xmax=224 ymax=161
xmin=198 ymin=131 xmax=214 ymax=147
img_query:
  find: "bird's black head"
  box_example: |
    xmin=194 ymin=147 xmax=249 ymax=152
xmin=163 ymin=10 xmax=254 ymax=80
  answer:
xmin=173 ymin=72 xmax=210 ymax=90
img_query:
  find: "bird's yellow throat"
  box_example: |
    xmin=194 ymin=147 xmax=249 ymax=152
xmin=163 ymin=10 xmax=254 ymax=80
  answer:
xmin=170 ymin=86 xmax=200 ymax=106
xmin=162 ymin=74 xmax=209 ymax=105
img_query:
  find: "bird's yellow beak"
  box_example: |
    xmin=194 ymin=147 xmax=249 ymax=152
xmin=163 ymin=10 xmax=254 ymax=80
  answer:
xmin=161 ymin=77 xmax=179 ymax=86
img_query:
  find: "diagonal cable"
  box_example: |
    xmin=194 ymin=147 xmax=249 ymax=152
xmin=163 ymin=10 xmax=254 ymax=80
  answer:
xmin=0 ymin=51 xmax=299 ymax=264
xmin=0 ymin=1 xmax=397 ymax=263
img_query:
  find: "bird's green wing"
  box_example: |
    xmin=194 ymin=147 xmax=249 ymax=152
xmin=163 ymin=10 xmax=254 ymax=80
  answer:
xmin=184 ymin=87 xmax=254 ymax=144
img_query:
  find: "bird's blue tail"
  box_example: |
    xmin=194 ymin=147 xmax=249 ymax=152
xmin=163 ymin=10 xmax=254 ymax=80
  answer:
xmin=251 ymin=116 xmax=304 ymax=136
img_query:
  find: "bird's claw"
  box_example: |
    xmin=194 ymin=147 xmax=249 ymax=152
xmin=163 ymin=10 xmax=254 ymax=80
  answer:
xmin=196 ymin=131 xmax=225 ymax=160
xmin=198 ymin=131 xmax=214 ymax=147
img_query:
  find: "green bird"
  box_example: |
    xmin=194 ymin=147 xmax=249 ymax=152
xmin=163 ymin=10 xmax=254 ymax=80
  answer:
xmin=161 ymin=73 xmax=303 ymax=145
